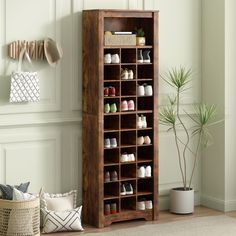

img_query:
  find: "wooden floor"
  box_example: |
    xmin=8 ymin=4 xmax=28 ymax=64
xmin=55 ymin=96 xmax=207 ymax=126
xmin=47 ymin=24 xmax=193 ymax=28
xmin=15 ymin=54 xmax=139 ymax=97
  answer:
xmin=46 ymin=206 xmax=236 ymax=235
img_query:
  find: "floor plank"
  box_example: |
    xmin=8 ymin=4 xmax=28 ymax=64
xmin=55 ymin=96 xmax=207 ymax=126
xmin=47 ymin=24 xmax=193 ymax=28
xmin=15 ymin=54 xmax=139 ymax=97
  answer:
xmin=44 ymin=206 xmax=232 ymax=235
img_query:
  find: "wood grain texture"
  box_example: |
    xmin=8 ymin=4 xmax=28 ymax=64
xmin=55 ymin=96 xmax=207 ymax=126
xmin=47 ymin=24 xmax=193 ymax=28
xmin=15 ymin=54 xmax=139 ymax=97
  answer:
xmin=83 ymin=9 xmax=159 ymax=228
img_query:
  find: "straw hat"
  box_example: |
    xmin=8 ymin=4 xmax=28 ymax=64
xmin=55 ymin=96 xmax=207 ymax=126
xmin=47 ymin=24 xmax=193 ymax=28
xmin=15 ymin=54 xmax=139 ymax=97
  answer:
xmin=44 ymin=38 xmax=63 ymax=67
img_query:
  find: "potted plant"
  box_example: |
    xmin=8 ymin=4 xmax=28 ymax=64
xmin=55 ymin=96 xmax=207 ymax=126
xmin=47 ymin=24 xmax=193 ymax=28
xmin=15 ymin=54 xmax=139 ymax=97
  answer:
xmin=159 ymin=66 xmax=218 ymax=214
xmin=135 ymin=27 xmax=145 ymax=46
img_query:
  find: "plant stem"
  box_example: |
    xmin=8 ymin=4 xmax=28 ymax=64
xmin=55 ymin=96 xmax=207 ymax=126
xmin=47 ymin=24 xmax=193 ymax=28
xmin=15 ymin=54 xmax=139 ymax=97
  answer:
xmin=176 ymin=89 xmax=190 ymax=190
xmin=173 ymin=125 xmax=185 ymax=187
xmin=189 ymin=130 xmax=202 ymax=189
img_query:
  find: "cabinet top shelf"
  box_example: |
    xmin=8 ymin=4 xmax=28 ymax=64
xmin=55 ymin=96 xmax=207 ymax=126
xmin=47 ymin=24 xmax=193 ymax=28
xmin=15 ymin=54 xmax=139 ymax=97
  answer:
xmin=104 ymin=45 xmax=153 ymax=49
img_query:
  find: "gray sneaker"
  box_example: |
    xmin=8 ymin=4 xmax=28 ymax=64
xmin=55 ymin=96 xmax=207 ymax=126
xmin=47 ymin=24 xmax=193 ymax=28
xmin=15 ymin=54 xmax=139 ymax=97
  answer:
xmin=110 ymin=138 xmax=117 ymax=148
xmin=104 ymin=138 xmax=110 ymax=148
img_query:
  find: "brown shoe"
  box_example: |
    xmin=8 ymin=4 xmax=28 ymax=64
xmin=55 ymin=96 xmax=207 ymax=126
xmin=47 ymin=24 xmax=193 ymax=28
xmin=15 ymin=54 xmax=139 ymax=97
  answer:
xmin=110 ymin=171 xmax=118 ymax=181
xmin=104 ymin=171 xmax=110 ymax=183
xmin=110 ymin=203 xmax=117 ymax=214
xmin=104 ymin=204 xmax=110 ymax=215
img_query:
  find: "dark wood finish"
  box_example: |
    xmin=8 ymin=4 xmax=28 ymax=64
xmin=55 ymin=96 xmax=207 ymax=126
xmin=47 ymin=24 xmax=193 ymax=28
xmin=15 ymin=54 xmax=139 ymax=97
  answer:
xmin=83 ymin=9 xmax=159 ymax=228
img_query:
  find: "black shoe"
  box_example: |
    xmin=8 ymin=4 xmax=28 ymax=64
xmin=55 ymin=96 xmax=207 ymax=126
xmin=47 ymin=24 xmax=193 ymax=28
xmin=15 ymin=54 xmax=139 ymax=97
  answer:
xmin=143 ymin=50 xmax=151 ymax=63
xmin=124 ymin=183 xmax=133 ymax=195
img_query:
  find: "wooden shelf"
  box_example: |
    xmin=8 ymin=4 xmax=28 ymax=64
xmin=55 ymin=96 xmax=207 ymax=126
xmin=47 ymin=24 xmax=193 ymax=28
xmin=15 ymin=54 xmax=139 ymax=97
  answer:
xmin=83 ymin=9 xmax=158 ymax=228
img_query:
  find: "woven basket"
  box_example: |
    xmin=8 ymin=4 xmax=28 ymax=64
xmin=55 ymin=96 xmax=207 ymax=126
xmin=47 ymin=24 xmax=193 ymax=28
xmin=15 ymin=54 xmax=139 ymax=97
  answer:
xmin=0 ymin=198 xmax=40 ymax=236
xmin=104 ymin=35 xmax=136 ymax=46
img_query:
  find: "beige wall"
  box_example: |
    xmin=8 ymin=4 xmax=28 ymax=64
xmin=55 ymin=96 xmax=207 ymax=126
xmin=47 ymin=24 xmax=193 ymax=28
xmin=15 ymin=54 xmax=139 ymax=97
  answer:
xmin=0 ymin=0 xmax=202 ymax=210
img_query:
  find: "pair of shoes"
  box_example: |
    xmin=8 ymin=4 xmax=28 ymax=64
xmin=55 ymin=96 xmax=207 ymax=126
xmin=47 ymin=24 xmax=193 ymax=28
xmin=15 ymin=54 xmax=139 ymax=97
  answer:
xmin=137 ymin=165 xmax=151 ymax=178
xmin=137 ymin=136 xmax=151 ymax=145
xmin=104 ymin=138 xmax=117 ymax=148
xmin=104 ymin=103 xmax=117 ymax=113
xmin=104 ymin=53 xmax=120 ymax=64
xmin=120 ymin=153 xmax=135 ymax=162
xmin=104 ymin=87 xmax=116 ymax=96
xmin=137 ymin=200 xmax=153 ymax=210
xmin=120 ymin=183 xmax=133 ymax=195
xmin=121 ymin=68 xmax=134 ymax=80
xmin=137 ymin=84 xmax=153 ymax=96
xmin=121 ymin=100 xmax=135 ymax=111
xmin=137 ymin=50 xmax=151 ymax=63
xmin=104 ymin=170 xmax=118 ymax=183
xmin=137 ymin=115 xmax=147 ymax=128
xmin=104 ymin=203 xmax=117 ymax=215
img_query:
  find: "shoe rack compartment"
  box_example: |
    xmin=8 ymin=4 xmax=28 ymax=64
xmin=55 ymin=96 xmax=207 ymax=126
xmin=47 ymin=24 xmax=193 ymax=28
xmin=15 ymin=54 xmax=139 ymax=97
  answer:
xmin=121 ymin=49 xmax=136 ymax=63
xmin=104 ymin=115 xmax=119 ymax=131
xmin=121 ymin=81 xmax=136 ymax=96
xmin=104 ymin=81 xmax=120 ymax=96
xmin=138 ymin=146 xmax=153 ymax=162
xmin=138 ymin=178 xmax=153 ymax=195
xmin=137 ymin=65 xmax=153 ymax=79
xmin=121 ymin=164 xmax=136 ymax=180
xmin=83 ymin=10 xmax=158 ymax=227
xmin=121 ymin=197 xmax=136 ymax=211
xmin=104 ymin=199 xmax=120 ymax=215
xmin=121 ymin=131 xmax=136 ymax=146
xmin=104 ymin=149 xmax=119 ymax=165
xmin=104 ymin=182 xmax=119 ymax=199
xmin=121 ymin=114 xmax=136 ymax=129
xmin=104 ymin=65 xmax=120 ymax=81
xmin=138 ymin=97 xmax=153 ymax=111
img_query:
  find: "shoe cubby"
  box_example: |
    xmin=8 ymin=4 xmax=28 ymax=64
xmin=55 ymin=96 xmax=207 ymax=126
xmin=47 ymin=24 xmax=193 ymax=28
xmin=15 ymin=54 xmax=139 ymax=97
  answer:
xmin=121 ymin=197 xmax=136 ymax=211
xmin=104 ymin=182 xmax=119 ymax=199
xmin=121 ymin=114 xmax=136 ymax=130
xmin=104 ymin=81 xmax=120 ymax=97
xmin=104 ymin=149 xmax=119 ymax=165
xmin=121 ymin=81 xmax=136 ymax=96
xmin=104 ymin=165 xmax=119 ymax=182
xmin=83 ymin=10 xmax=158 ymax=227
xmin=137 ymin=64 xmax=153 ymax=79
xmin=137 ymin=113 xmax=153 ymax=128
xmin=104 ymin=65 xmax=120 ymax=81
xmin=121 ymin=164 xmax=136 ymax=180
xmin=138 ymin=97 xmax=153 ymax=111
xmin=120 ymin=180 xmax=136 ymax=197
xmin=121 ymin=49 xmax=136 ymax=63
xmin=121 ymin=131 xmax=136 ymax=146
xmin=138 ymin=146 xmax=153 ymax=162
xmin=138 ymin=178 xmax=153 ymax=195
xmin=104 ymin=115 xmax=119 ymax=131
xmin=104 ymin=199 xmax=119 ymax=215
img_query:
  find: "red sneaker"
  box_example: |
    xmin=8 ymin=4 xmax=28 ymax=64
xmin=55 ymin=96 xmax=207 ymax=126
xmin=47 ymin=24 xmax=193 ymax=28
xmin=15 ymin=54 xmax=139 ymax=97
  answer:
xmin=109 ymin=86 xmax=116 ymax=96
xmin=104 ymin=87 xmax=109 ymax=97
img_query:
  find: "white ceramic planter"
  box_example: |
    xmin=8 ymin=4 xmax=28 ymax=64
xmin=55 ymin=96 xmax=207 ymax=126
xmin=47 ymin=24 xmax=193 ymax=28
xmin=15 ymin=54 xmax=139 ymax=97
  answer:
xmin=170 ymin=188 xmax=194 ymax=214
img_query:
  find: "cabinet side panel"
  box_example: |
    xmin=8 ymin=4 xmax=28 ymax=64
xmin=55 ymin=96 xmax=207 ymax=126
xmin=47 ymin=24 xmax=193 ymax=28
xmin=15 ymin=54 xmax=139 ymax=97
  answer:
xmin=82 ymin=10 xmax=103 ymax=227
xmin=152 ymin=11 xmax=159 ymax=220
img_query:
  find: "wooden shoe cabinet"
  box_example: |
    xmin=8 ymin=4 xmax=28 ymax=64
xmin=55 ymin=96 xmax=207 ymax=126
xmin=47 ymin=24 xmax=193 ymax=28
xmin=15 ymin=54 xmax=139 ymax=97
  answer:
xmin=83 ymin=10 xmax=159 ymax=228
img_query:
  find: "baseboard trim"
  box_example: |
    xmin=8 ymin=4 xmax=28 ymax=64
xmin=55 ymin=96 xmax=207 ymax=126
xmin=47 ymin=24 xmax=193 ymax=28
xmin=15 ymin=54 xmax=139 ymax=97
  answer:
xmin=200 ymin=194 xmax=225 ymax=212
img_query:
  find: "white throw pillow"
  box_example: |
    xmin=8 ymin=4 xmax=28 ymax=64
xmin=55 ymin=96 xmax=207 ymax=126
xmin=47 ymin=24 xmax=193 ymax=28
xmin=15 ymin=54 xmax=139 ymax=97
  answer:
xmin=13 ymin=187 xmax=36 ymax=201
xmin=41 ymin=206 xmax=83 ymax=233
xmin=40 ymin=189 xmax=77 ymax=211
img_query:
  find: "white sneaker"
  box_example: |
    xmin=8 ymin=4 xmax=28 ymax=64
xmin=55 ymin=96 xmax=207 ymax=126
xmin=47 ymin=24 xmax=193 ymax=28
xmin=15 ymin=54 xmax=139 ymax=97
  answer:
xmin=137 ymin=85 xmax=145 ymax=96
xmin=137 ymin=201 xmax=145 ymax=210
xmin=120 ymin=184 xmax=126 ymax=195
xmin=141 ymin=115 xmax=147 ymax=128
xmin=145 ymin=165 xmax=152 ymax=177
xmin=121 ymin=69 xmax=128 ymax=80
xmin=111 ymin=54 xmax=120 ymax=63
xmin=104 ymin=53 xmax=111 ymax=64
xmin=120 ymin=153 xmax=128 ymax=162
xmin=138 ymin=166 xmax=145 ymax=178
xmin=128 ymin=154 xmax=135 ymax=162
xmin=144 ymin=136 xmax=151 ymax=145
xmin=145 ymin=200 xmax=153 ymax=209
xmin=137 ymin=136 xmax=144 ymax=145
xmin=144 ymin=85 xmax=153 ymax=96
xmin=128 ymin=70 xmax=134 ymax=79
xmin=137 ymin=116 xmax=142 ymax=128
